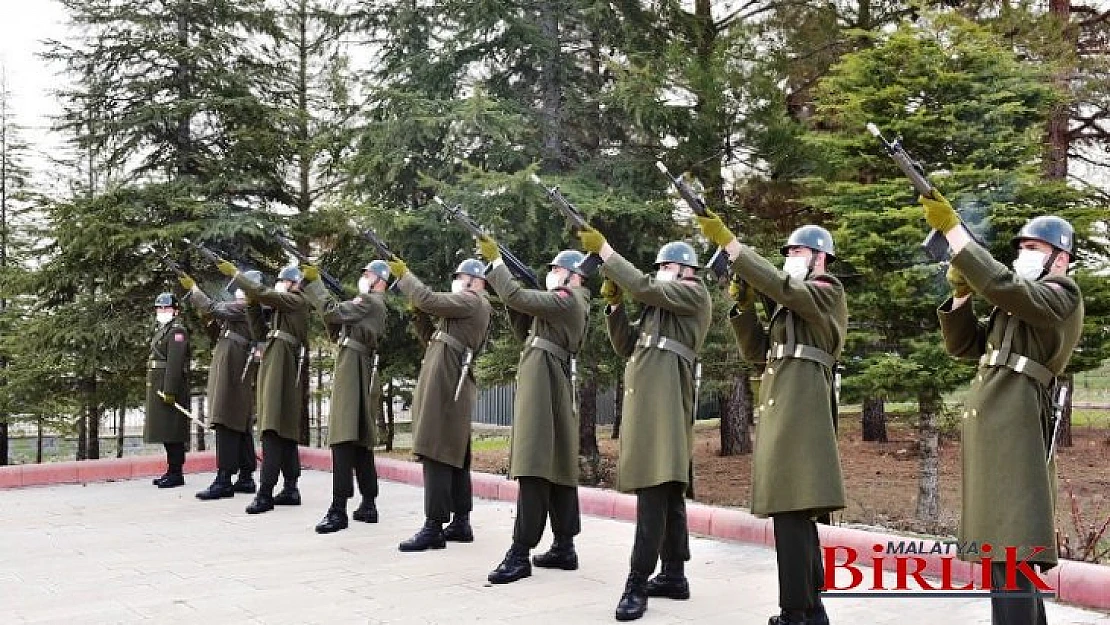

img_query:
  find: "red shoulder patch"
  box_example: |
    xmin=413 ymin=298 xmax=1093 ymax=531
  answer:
xmin=174 ymin=332 xmax=186 ymax=342
xmin=556 ymin=289 xmax=570 ymax=298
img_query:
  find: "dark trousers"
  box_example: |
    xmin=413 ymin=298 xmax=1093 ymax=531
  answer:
xmin=422 ymin=443 xmax=472 ymax=523
xmin=990 ymin=562 xmax=1048 ymax=625
xmin=259 ymin=430 xmax=300 ymax=496
xmin=164 ymin=442 xmax=186 ymax=474
xmin=215 ymin=425 xmax=256 ymax=475
xmin=332 ymin=442 xmax=378 ymax=501
xmin=512 ymin=476 xmax=581 ymax=549
xmin=630 ymin=482 xmax=690 ymax=575
xmin=772 ymin=511 xmax=825 ymax=612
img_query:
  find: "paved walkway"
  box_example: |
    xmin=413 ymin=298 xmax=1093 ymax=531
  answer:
xmin=2 ymin=471 xmax=1107 ymax=625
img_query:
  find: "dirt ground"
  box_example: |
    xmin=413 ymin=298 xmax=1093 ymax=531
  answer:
xmin=451 ymin=413 xmax=1110 ymax=549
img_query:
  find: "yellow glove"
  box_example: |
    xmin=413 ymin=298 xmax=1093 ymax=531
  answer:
xmin=577 ymin=226 xmax=606 ymax=254
xmin=728 ymin=279 xmax=755 ymax=307
xmin=920 ymin=191 xmax=960 ymax=233
xmin=600 ymin=278 xmax=622 ymax=306
xmin=177 ymin=274 xmax=196 ymax=291
xmin=696 ymin=210 xmax=736 ymax=248
xmin=386 ymin=257 xmax=407 ymax=279
xmin=162 ymin=393 xmax=176 ymax=406
xmin=216 ymin=259 xmax=238 ymax=277
xmin=302 ymin=265 xmax=320 ymax=282
xmin=946 ymin=264 xmax=971 ymax=298
xmin=477 ymin=236 xmax=501 ymax=262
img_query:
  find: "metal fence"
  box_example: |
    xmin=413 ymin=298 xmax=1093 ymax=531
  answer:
xmin=472 ymin=383 xmax=622 ymax=426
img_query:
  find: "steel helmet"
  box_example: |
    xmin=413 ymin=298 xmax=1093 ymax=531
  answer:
xmin=278 ymin=265 xmax=303 ymax=283
xmin=226 ymin=269 xmax=263 ymax=293
xmin=781 ymin=225 xmax=836 ymax=261
xmin=1011 ymin=216 xmax=1074 ymax=254
xmin=363 ymin=260 xmax=391 ymax=281
xmin=549 ymin=250 xmax=587 ymax=276
xmin=654 ymin=241 xmax=700 ymax=269
xmin=453 ymin=258 xmax=487 ymax=280
xmin=154 ymin=292 xmax=178 ymax=308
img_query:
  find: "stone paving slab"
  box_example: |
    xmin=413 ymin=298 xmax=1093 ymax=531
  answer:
xmin=2 ymin=471 xmax=1108 ymax=625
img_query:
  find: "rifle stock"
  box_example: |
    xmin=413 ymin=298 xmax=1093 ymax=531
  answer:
xmin=529 ymin=174 xmax=603 ymax=276
xmin=433 ymin=197 xmax=541 ymax=289
xmin=268 ymin=231 xmax=348 ymax=297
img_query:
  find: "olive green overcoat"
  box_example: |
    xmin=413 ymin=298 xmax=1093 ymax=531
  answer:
xmin=187 ymin=289 xmax=254 ymax=433
xmin=304 ymin=280 xmax=386 ymax=449
xmin=485 ymin=262 xmax=590 ymax=487
xmin=238 ymin=274 xmax=310 ymax=441
xmin=398 ymin=273 xmax=492 ymax=469
xmin=144 ymin=319 xmax=191 ymax=444
xmin=602 ymin=253 xmax=712 ymax=493
xmin=729 ymin=246 xmax=848 ymax=518
xmin=938 ymin=242 xmax=1083 ymax=569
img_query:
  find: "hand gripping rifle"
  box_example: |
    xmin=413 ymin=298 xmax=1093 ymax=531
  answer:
xmin=528 ymin=174 xmax=603 ymax=276
xmin=347 ymin=219 xmax=401 ymax=292
xmin=655 ymin=162 xmax=731 ymax=283
xmin=866 ymin=123 xmax=977 ymax=262
xmin=433 ymin=197 xmax=542 ymax=289
xmin=267 ymin=231 xmax=348 ymax=298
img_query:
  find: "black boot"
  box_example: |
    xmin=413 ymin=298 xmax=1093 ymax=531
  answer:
xmin=488 ymin=544 xmax=532 ymax=584
xmin=246 ymin=492 xmax=275 ymax=515
xmin=196 ymin=471 xmax=235 ymax=500
xmin=232 ymin=471 xmax=257 ymax=494
xmin=442 ymin=513 xmax=473 ymax=542
xmin=399 ymin=520 xmax=446 ymax=552
xmin=806 ymin=601 xmax=829 ymax=625
xmin=157 ymin=473 xmax=185 ymax=489
xmin=273 ymin=484 xmax=301 ymax=506
xmin=352 ymin=499 xmax=378 ymax=523
xmin=615 ymin=571 xmax=649 ymax=621
xmin=645 ymin=561 xmax=690 ymax=600
xmin=315 ymin=500 xmax=349 ymax=534
xmin=768 ymin=610 xmax=808 ymax=625
xmin=152 ymin=472 xmax=171 ymax=486
xmin=532 ymin=536 xmax=579 ymax=570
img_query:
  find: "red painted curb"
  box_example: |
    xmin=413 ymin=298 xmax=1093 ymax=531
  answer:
xmin=3 ymin=452 xmax=1107 ymax=611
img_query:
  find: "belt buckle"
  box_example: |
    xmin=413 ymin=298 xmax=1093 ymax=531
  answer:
xmin=793 ymin=345 xmax=804 ymax=358
xmin=657 ymin=337 xmax=668 ymax=349
xmin=1014 ymin=356 xmax=1028 ymax=373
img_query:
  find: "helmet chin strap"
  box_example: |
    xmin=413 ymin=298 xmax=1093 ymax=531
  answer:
xmin=1039 ymin=250 xmax=1061 ymax=280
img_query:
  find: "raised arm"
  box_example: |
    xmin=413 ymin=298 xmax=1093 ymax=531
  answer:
xmin=604 ymin=303 xmax=640 ymax=358
xmin=304 ymin=280 xmax=376 ymax=326
xmin=186 ymin=287 xmax=245 ymax=322
xmin=602 ymin=253 xmax=705 ymax=315
xmin=729 ymin=246 xmax=842 ymax=323
xmin=728 ymin=304 xmax=769 ymax=365
xmin=937 ymin=297 xmax=988 ymax=360
xmin=397 ymin=272 xmax=482 ymax=318
xmin=233 ymin=272 xmax=305 ymax=312
xmin=951 ymin=243 xmax=1081 ymax=328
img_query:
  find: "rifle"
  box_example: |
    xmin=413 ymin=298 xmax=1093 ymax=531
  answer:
xmin=183 ymin=238 xmax=226 ymax=266
xmin=161 ymin=255 xmax=188 ymax=279
xmin=655 ymin=162 xmax=731 ymax=282
xmin=433 ymin=197 xmax=542 ymax=289
xmin=867 ymin=123 xmax=977 ymax=262
xmin=347 ymin=220 xmax=401 ymax=292
xmin=266 ymin=231 xmax=348 ymax=298
xmin=529 ymin=174 xmax=603 ymax=276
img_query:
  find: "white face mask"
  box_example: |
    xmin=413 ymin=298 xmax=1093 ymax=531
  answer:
xmin=156 ymin=311 xmax=174 ymax=325
xmin=655 ymin=270 xmax=676 ymax=282
xmin=783 ymin=256 xmax=809 ymax=280
xmin=545 ymin=271 xmax=565 ymax=291
xmin=1013 ymin=249 xmax=1048 ymax=280
xmin=358 ymin=276 xmax=374 ymax=294
xmin=451 ymin=278 xmax=467 ymax=294
xmin=274 ymin=281 xmax=289 ymax=293
xmin=234 ymin=289 xmax=246 ymax=301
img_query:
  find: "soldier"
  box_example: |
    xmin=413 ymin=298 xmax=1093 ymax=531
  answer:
xmin=699 ymin=213 xmax=846 ymax=625
xmin=216 ymin=262 xmax=311 ymax=515
xmin=146 ymin=292 xmax=192 ymax=489
xmin=387 ymin=256 xmax=492 ymax=552
xmin=576 ymin=228 xmax=712 ymax=622
xmin=921 ymin=195 xmax=1083 ymax=625
xmin=477 ymin=240 xmax=591 ymax=584
xmin=302 ymin=261 xmax=390 ymax=533
xmin=179 ymin=270 xmax=262 ymax=500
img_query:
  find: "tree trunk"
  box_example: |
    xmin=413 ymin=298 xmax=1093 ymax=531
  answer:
xmin=383 ymin=379 xmax=395 ymax=452
xmin=116 ymin=405 xmax=125 ymax=458
xmin=76 ymin=414 xmax=87 ymax=461
xmin=579 ymin=373 xmax=601 ymax=485
xmin=195 ymin=396 xmax=205 ymax=451
xmin=538 ymin=0 xmax=564 ymax=171
xmin=914 ymin=390 xmax=941 ymax=530
xmin=861 ymin=396 xmax=888 ymax=442
xmin=1044 ymin=0 xmax=1073 ymax=180
xmin=611 ymin=377 xmax=623 ymax=439
xmin=1057 ymin=375 xmax=1074 ymax=448
xmin=721 ymin=374 xmax=753 ymax=456
xmin=87 ymin=396 xmax=100 ymax=460
xmin=0 ymin=422 xmax=7 ymax=466
xmin=36 ymin=416 xmax=43 ymax=463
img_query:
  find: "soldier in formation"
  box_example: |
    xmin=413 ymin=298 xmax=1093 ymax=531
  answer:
xmin=302 ymin=260 xmax=391 ymax=533
xmin=146 ymin=292 xmax=192 ymax=489
xmin=477 ymin=239 xmax=591 ymax=584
